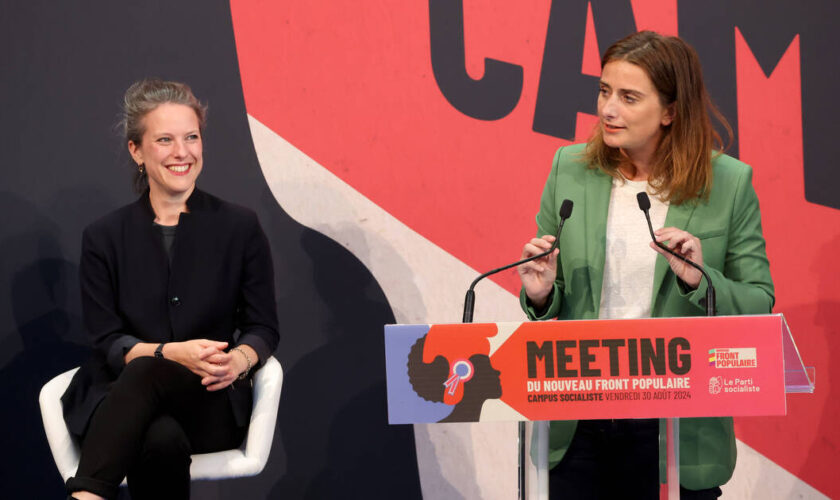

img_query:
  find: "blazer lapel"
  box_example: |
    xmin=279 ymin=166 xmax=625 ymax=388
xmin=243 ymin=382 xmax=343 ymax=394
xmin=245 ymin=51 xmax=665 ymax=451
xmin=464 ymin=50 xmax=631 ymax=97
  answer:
xmin=650 ymin=200 xmax=698 ymax=309
xmin=168 ymin=189 xmax=212 ymax=289
xmin=131 ymin=194 xmax=170 ymax=275
xmin=584 ymin=169 xmax=612 ymax=314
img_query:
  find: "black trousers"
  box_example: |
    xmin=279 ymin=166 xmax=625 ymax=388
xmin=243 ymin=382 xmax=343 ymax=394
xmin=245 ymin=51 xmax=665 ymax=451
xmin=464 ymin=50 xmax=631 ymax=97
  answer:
xmin=66 ymin=357 xmax=247 ymax=500
xmin=548 ymin=419 xmax=722 ymax=500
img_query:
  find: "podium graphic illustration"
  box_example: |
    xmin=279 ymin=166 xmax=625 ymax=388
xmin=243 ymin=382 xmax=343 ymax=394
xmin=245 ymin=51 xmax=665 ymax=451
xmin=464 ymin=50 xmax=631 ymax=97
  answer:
xmin=384 ymin=314 xmax=813 ymax=500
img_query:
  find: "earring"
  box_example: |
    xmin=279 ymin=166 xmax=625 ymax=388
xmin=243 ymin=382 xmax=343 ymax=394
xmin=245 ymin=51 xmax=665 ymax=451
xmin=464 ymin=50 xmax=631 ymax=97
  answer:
xmin=138 ymin=164 xmax=145 ymax=175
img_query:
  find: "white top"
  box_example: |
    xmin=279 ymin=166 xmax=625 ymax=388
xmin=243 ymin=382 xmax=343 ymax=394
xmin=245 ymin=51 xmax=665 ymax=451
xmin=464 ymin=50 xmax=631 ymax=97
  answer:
xmin=598 ymin=177 xmax=669 ymax=319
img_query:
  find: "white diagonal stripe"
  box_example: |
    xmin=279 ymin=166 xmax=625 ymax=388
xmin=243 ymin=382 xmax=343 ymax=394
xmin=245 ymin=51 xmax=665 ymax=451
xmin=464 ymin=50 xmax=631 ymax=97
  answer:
xmin=249 ymin=115 xmax=521 ymax=500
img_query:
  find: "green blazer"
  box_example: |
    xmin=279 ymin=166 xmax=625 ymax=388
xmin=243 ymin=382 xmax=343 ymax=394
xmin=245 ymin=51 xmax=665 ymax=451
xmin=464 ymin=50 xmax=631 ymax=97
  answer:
xmin=519 ymin=144 xmax=774 ymax=490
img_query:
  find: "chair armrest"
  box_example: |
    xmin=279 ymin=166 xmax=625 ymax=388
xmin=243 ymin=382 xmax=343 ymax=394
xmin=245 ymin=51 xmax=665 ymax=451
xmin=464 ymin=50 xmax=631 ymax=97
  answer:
xmin=39 ymin=367 xmax=81 ymax=481
xmin=242 ymin=356 xmax=283 ymax=473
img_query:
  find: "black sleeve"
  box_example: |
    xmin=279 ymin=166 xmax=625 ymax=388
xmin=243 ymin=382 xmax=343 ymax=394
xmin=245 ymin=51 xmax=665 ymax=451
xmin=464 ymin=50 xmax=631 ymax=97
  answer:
xmin=79 ymin=225 xmax=142 ymax=375
xmin=235 ymin=213 xmax=280 ymax=367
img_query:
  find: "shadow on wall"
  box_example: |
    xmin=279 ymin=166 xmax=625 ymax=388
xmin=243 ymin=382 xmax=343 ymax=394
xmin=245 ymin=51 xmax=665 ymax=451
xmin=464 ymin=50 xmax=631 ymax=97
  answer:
xmin=413 ymin=423 xmax=476 ymax=500
xmin=730 ymin=230 xmax=839 ymax=499
xmin=791 ymin=232 xmax=839 ymax=494
xmin=0 ymin=192 xmax=91 ymax=495
xmin=257 ymin=194 xmax=421 ymax=499
xmin=192 ymin=188 xmax=424 ymax=500
xmin=310 ymin=216 xmax=429 ymax=325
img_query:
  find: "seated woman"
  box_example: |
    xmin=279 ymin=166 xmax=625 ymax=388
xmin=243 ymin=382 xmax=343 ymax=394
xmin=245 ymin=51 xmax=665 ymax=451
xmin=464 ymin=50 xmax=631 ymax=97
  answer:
xmin=62 ymin=79 xmax=280 ymax=500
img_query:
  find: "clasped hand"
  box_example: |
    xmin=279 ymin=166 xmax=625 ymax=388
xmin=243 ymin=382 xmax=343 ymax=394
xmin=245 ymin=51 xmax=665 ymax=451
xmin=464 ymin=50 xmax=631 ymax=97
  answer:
xmin=166 ymin=340 xmax=248 ymax=391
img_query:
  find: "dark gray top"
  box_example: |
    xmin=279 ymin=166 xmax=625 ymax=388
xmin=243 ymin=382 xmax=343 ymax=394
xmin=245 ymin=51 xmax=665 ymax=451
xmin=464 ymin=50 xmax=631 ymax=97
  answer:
xmin=154 ymin=222 xmax=177 ymax=262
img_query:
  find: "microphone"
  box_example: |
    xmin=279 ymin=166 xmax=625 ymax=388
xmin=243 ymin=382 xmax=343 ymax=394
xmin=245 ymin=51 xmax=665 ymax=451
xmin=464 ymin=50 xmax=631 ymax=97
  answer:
xmin=635 ymin=192 xmax=716 ymax=316
xmin=462 ymin=200 xmax=573 ymax=323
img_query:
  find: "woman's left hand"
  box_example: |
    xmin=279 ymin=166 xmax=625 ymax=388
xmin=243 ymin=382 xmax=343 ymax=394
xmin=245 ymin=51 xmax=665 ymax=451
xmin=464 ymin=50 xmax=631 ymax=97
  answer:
xmin=651 ymin=227 xmax=703 ymax=289
xmin=201 ymin=345 xmax=256 ymax=391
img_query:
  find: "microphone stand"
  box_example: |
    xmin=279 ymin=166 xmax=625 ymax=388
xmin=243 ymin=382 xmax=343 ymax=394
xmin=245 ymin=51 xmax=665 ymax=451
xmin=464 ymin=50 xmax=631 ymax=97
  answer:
xmin=461 ymin=200 xmax=572 ymax=500
xmin=461 ymin=246 xmax=557 ymax=323
xmin=462 ymin=200 xmax=573 ymax=322
xmin=636 ymin=192 xmax=715 ymax=500
xmin=636 ymin=193 xmax=716 ymax=316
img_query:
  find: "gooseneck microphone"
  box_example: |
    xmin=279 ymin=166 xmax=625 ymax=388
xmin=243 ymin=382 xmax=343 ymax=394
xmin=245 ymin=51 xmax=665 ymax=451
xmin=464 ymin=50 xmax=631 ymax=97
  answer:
xmin=636 ymin=192 xmax=716 ymax=316
xmin=462 ymin=199 xmax=573 ymax=323
xmin=460 ymin=199 xmax=569 ymax=500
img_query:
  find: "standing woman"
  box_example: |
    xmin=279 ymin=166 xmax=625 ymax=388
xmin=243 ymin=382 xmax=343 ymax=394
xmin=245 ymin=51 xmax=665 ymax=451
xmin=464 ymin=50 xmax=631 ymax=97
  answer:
xmin=62 ymin=79 xmax=279 ymax=500
xmin=518 ymin=32 xmax=773 ymax=499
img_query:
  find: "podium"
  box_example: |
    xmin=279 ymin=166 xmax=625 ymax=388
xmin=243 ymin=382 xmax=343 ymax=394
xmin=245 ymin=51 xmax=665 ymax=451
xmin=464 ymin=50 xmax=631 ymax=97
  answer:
xmin=384 ymin=314 xmax=813 ymax=499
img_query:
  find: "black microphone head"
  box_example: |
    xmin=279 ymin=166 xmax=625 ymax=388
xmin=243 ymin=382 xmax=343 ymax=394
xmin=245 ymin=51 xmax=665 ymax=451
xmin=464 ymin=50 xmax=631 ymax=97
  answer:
xmin=636 ymin=192 xmax=651 ymax=211
xmin=559 ymin=199 xmax=573 ymax=219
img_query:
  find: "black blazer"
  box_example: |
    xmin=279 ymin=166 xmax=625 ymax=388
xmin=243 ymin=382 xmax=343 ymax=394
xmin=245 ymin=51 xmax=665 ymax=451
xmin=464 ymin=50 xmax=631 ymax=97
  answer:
xmin=62 ymin=189 xmax=280 ymax=437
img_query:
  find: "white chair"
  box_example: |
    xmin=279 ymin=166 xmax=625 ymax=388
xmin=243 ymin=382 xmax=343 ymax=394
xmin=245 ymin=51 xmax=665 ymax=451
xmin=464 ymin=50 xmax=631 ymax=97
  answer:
xmin=39 ymin=356 xmax=283 ymax=483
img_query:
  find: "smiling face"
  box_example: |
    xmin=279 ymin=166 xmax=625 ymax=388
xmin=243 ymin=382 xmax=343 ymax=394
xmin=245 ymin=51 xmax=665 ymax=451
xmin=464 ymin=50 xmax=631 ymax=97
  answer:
xmin=127 ymin=102 xmax=203 ymax=200
xmin=597 ymin=60 xmax=674 ymax=166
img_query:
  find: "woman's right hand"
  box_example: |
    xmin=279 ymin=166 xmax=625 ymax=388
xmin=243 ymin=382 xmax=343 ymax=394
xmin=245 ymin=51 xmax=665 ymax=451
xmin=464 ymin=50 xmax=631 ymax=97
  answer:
xmin=517 ymin=235 xmax=559 ymax=309
xmin=162 ymin=339 xmax=230 ymax=380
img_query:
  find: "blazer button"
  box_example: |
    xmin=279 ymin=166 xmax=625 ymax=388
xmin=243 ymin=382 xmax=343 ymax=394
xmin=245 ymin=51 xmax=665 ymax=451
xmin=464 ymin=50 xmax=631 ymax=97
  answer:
xmin=170 ymin=296 xmax=181 ymax=306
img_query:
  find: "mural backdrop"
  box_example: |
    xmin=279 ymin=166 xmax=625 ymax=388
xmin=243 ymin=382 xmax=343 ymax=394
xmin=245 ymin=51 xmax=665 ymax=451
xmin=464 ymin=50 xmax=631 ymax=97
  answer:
xmin=1 ymin=0 xmax=837 ymax=498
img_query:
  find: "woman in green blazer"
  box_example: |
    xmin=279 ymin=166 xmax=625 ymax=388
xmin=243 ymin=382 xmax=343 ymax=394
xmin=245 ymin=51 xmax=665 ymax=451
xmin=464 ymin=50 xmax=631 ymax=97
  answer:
xmin=518 ymin=32 xmax=774 ymax=499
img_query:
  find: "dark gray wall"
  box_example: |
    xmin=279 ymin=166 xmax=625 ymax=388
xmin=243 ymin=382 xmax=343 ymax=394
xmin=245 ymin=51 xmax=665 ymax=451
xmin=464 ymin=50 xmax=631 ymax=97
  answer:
xmin=0 ymin=1 xmax=420 ymax=497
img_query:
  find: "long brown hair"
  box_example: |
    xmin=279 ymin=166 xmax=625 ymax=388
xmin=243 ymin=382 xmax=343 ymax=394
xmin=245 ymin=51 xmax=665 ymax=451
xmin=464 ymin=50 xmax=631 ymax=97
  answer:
xmin=583 ymin=31 xmax=733 ymax=204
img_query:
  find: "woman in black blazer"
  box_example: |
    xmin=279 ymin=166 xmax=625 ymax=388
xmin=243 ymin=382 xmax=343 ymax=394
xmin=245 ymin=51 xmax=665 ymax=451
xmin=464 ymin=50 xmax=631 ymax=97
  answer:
xmin=64 ymin=79 xmax=279 ymax=500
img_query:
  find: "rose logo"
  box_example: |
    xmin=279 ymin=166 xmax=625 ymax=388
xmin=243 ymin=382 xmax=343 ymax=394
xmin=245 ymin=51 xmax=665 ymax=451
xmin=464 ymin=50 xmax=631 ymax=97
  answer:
xmin=709 ymin=376 xmax=723 ymax=395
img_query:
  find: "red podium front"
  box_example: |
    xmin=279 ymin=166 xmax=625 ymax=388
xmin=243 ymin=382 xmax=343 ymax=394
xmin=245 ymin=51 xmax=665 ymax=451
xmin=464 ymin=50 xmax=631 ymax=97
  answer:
xmin=384 ymin=314 xmax=813 ymax=499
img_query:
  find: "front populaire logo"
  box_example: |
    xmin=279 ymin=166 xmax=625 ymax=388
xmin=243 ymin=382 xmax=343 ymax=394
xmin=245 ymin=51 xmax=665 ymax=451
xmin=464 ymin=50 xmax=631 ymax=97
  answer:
xmin=708 ymin=348 xmax=758 ymax=368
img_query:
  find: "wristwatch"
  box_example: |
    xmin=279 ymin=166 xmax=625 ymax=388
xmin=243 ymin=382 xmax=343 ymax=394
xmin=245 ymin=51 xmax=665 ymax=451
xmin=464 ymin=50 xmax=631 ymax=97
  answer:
xmin=154 ymin=343 xmax=165 ymax=359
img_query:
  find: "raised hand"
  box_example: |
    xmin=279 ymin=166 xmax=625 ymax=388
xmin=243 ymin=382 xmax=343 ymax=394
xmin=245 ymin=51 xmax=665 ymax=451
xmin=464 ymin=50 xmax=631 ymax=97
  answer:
xmin=517 ymin=235 xmax=559 ymax=309
xmin=651 ymin=227 xmax=703 ymax=288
